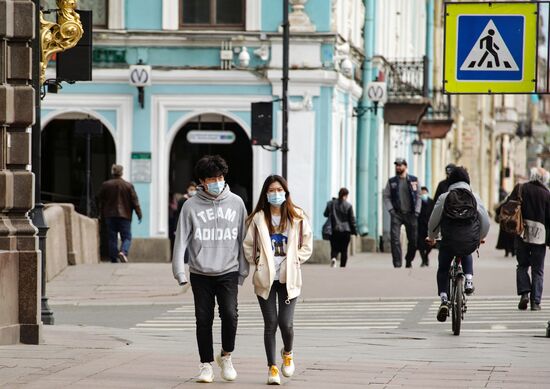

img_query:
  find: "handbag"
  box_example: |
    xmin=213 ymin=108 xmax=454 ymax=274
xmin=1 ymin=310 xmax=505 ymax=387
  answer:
xmin=499 ymin=184 xmax=524 ymax=236
xmin=322 ymin=201 xmax=334 ymax=240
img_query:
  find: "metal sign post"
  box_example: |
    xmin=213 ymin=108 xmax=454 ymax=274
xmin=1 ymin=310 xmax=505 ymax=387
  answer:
xmin=282 ymin=0 xmax=289 ymax=179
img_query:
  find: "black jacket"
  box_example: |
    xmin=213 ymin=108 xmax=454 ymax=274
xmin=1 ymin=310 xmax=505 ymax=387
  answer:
xmin=434 ymin=178 xmax=450 ymax=203
xmin=324 ymin=199 xmax=357 ymax=235
xmin=509 ymin=181 xmax=550 ymax=246
xmin=383 ymin=175 xmax=421 ymax=215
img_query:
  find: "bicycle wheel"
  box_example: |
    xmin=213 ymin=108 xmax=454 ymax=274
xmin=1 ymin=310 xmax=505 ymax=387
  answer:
xmin=452 ymin=275 xmax=464 ymax=336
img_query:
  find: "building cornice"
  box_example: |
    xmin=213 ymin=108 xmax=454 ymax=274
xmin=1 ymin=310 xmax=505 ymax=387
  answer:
xmin=92 ymin=30 xmax=339 ymax=47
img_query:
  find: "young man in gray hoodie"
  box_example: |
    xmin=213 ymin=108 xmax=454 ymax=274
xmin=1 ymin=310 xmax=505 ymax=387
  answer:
xmin=172 ymin=155 xmax=249 ymax=383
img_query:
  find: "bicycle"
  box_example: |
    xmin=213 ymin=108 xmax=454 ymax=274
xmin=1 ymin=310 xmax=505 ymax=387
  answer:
xmin=447 ymin=255 xmax=467 ymax=336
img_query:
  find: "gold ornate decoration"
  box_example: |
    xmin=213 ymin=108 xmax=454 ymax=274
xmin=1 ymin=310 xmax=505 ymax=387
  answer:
xmin=40 ymin=0 xmax=84 ymax=84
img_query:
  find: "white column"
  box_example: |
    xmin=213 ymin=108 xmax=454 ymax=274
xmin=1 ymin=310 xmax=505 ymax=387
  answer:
xmin=246 ymin=0 xmax=261 ymax=31
xmin=108 ymin=0 xmax=125 ymax=29
xmin=162 ymin=0 xmax=179 ymax=30
xmin=287 ymin=111 xmax=315 ymax=221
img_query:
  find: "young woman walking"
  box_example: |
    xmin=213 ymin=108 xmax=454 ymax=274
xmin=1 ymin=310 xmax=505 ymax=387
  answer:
xmin=243 ymin=175 xmax=313 ymax=385
xmin=324 ymin=188 xmax=357 ymax=267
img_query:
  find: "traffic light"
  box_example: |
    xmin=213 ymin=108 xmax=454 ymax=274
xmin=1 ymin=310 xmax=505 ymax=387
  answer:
xmin=251 ymin=102 xmax=273 ymax=146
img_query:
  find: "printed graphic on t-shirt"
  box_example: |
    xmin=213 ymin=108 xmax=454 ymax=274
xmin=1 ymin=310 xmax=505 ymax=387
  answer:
xmin=191 ymin=206 xmax=239 ymax=248
xmin=271 ymin=233 xmax=288 ymax=256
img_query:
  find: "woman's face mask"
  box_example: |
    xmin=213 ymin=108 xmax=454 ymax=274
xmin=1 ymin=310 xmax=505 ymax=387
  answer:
xmin=420 ymin=193 xmax=429 ymax=201
xmin=267 ymin=192 xmax=286 ymax=206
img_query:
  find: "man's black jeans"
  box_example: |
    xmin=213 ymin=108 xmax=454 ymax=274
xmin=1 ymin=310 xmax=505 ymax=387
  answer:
xmin=390 ymin=211 xmax=418 ymax=267
xmin=190 ymin=271 xmax=239 ymax=363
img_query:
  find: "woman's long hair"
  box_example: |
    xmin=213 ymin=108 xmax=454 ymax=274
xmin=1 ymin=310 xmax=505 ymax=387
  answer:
xmin=246 ymin=175 xmax=302 ymax=234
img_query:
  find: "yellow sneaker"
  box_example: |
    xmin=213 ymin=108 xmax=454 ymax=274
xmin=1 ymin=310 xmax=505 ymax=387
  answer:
xmin=267 ymin=365 xmax=281 ymax=385
xmin=280 ymin=348 xmax=295 ymax=377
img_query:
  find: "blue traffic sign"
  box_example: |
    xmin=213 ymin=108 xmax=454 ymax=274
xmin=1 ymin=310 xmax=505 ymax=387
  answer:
xmin=444 ymin=2 xmax=537 ymax=93
xmin=457 ymin=15 xmax=524 ymax=81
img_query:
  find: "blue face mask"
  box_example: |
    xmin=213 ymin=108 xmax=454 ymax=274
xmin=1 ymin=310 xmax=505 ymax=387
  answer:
xmin=267 ymin=192 xmax=286 ymax=206
xmin=206 ymin=181 xmax=225 ymax=196
xmin=420 ymin=194 xmax=429 ymax=201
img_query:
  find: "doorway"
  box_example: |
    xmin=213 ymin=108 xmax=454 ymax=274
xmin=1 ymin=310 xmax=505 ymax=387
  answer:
xmin=42 ymin=118 xmax=116 ymax=260
xmin=42 ymin=118 xmax=116 ymax=214
xmin=169 ymin=114 xmax=253 ymax=212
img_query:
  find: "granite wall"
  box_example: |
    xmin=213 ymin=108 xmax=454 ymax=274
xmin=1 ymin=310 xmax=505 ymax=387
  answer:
xmin=0 ymin=0 xmax=41 ymax=345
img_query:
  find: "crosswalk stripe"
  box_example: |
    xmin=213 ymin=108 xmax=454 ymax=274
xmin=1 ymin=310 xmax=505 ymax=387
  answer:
xmin=130 ymin=326 xmax=400 ymax=331
xmin=419 ymin=320 xmax=546 ymax=325
xmin=132 ymin=297 xmax=548 ymax=334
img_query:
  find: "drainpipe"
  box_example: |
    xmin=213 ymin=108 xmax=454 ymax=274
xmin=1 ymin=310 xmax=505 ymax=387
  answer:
xmin=366 ymin=0 xmax=379 ymax=238
xmin=425 ymin=0 xmax=434 ymax=190
xmin=357 ymin=0 xmax=376 ymax=237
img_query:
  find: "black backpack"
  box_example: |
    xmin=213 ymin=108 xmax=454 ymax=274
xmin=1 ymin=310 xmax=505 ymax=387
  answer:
xmin=440 ymin=188 xmax=481 ymax=256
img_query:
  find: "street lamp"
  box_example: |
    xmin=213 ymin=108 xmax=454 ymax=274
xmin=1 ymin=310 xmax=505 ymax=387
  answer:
xmin=411 ymin=138 xmax=424 ymax=155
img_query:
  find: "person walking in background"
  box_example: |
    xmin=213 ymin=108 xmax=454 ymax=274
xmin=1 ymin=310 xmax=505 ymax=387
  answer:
xmin=383 ymin=158 xmax=421 ymax=268
xmin=176 ymin=181 xmax=197 ymax=216
xmin=168 ymin=192 xmax=179 ymax=252
xmin=97 ymin=164 xmax=142 ymax=263
xmin=243 ymin=175 xmax=313 ymax=385
xmin=434 ymin=163 xmax=456 ymax=203
xmin=494 ymin=193 xmax=516 ymax=258
xmin=324 ymin=188 xmax=357 ymax=268
xmin=417 ymin=186 xmax=435 ymax=267
xmin=172 ymin=155 xmax=249 ymax=383
xmin=507 ymin=167 xmax=550 ymax=311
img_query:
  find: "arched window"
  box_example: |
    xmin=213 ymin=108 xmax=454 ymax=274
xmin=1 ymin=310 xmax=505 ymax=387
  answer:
xmin=180 ymin=0 xmax=244 ymax=29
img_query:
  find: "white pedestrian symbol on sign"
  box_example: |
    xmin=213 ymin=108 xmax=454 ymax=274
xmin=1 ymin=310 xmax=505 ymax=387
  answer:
xmin=460 ymin=20 xmax=518 ymax=71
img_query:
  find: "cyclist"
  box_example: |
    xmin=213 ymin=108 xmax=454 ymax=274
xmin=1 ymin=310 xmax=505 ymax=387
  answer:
xmin=426 ymin=167 xmax=490 ymax=322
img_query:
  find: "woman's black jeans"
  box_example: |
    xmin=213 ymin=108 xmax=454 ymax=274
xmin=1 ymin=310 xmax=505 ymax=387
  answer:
xmin=257 ymin=281 xmax=297 ymax=366
xmin=190 ymin=271 xmax=239 ymax=363
xmin=330 ymin=231 xmax=352 ymax=267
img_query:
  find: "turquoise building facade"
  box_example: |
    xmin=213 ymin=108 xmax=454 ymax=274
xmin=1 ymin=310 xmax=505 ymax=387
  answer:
xmin=41 ymin=0 xmax=367 ymax=257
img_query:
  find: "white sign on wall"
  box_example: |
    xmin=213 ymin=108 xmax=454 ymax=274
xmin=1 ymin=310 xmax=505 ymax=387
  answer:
xmin=186 ymin=130 xmax=236 ymax=144
xmin=131 ymin=152 xmax=152 ymax=183
xmin=366 ymin=82 xmax=387 ymax=102
xmin=129 ymin=65 xmax=152 ymax=87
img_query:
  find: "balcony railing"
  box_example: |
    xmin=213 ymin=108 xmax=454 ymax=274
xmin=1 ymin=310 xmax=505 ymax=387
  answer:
xmin=375 ymin=56 xmax=428 ymax=99
xmin=424 ymin=88 xmax=452 ymax=120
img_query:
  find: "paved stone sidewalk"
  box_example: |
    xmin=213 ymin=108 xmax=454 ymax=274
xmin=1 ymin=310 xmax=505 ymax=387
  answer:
xmin=2 ymin=223 xmax=549 ymax=388
xmin=1 ymin=324 xmax=549 ymax=388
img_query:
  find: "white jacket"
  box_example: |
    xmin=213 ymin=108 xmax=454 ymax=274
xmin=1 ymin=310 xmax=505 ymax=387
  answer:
xmin=243 ymin=210 xmax=313 ymax=300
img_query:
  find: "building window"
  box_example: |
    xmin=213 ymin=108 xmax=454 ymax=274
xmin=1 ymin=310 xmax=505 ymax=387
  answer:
xmin=41 ymin=0 xmax=108 ymax=28
xmin=180 ymin=0 xmax=244 ymax=29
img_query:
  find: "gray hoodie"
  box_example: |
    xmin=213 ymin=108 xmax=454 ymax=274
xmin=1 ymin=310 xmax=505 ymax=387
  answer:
xmin=172 ymin=184 xmax=249 ymax=285
xmin=428 ymin=181 xmax=490 ymax=240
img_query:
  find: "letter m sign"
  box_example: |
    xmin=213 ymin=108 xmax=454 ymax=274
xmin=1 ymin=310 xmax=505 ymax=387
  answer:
xmin=129 ymin=65 xmax=152 ymax=87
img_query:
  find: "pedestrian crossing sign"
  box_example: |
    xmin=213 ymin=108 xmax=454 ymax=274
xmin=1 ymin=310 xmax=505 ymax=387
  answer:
xmin=444 ymin=2 xmax=537 ymax=93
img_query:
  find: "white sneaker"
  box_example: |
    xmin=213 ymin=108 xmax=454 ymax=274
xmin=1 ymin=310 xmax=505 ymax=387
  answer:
xmin=280 ymin=348 xmax=295 ymax=377
xmin=215 ymin=352 xmax=237 ymax=381
xmin=196 ymin=363 xmax=214 ymax=383
xmin=330 ymin=258 xmax=336 ymax=268
xmin=267 ymin=365 xmax=281 ymax=385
